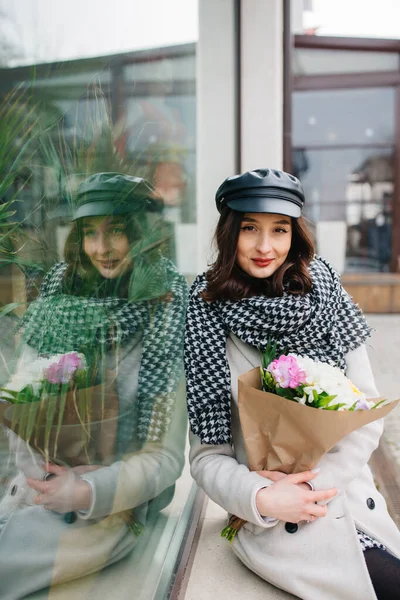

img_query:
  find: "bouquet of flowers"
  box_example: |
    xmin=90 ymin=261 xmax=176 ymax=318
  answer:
xmin=0 ymin=351 xmax=119 ymax=467
xmin=221 ymin=342 xmax=399 ymax=542
xmin=0 ymin=351 xmax=146 ymax=536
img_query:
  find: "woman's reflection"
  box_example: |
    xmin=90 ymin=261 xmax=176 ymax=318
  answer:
xmin=0 ymin=172 xmax=188 ymax=598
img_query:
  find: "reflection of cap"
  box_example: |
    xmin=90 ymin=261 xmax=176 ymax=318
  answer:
xmin=215 ymin=168 xmax=305 ymax=218
xmin=73 ymin=172 xmax=156 ymax=220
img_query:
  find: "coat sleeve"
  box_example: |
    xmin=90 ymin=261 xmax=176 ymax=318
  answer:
xmin=189 ymin=431 xmax=278 ymax=528
xmin=78 ymin=385 xmax=187 ymax=520
xmin=79 ymin=276 xmax=188 ymax=520
xmin=310 ymin=343 xmax=383 ymax=497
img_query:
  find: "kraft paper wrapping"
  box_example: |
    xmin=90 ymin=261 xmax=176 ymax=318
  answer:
xmin=2 ymin=380 xmax=119 ymax=467
xmin=238 ymin=367 xmax=400 ymax=474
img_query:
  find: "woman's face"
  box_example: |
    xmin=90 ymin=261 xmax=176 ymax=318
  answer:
xmin=236 ymin=212 xmax=292 ymax=279
xmin=82 ymin=216 xmax=132 ymax=279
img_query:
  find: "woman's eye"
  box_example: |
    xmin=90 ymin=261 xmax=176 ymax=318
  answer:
xmin=241 ymin=225 xmax=256 ymax=232
xmin=83 ymin=230 xmax=95 ymax=237
xmin=110 ymin=227 xmax=125 ymax=235
xmin=274 ymin=228 xmax=288 ymax=234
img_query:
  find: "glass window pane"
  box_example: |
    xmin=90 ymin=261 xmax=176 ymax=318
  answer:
xmin=293 ymin=88 xmax=396 ymax=147
xmin=125 ymin=54 xmax=196 ymax=82
xmin=293 ymin=48 xmax=399 ymax=75
xmin=295 ymin=147 xmax=393 ymax=273
xmin=0 ymin=2 xmax=198 ymax=597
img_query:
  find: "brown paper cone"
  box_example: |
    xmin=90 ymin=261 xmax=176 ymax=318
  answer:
xmin=238 ymin=367 xmax=400 ymax=474
xmin=2 ymin=381 xmax=119 ymax=467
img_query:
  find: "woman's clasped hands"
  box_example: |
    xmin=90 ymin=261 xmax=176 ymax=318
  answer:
xmin=26 ymin=463 xmax=98 ymax=513
xmin=255 ymin=469 xmax=337 ymax=524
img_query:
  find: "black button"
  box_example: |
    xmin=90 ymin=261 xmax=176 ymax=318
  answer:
xmin=64 ymin=512 xmax=77 ymax=524
xmin=285 ymin=522 xmax=298 ymax=534
xmin=10 ymin=485 xmax=17 ymax=496
xmin=367 ymin=498 xmax=376 ymax=510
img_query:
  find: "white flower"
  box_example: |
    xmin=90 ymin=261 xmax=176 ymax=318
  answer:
xmin=291 ymin=354 xmax=367 ymax=410
xmin=4 ymin=355 xmax=63 ymax=395
xmin=294 ymin=393 xmax=307 ymax=405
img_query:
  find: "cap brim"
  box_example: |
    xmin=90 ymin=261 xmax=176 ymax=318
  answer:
xmin=73 ymin=199 xmax=147 ymax=221
xmin=227 ymin=197 xmax=301 ymax=218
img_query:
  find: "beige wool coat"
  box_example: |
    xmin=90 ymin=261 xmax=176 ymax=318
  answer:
xmin=0 ymin=340 xmax=187 ymax=600
xmin=190 ymin=334 xmax=400 ymax=600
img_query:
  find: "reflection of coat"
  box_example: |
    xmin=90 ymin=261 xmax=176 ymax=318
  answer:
xmin=190 ymin=335 xmax=400 ymax=600
xmin=0 ymin=338 xmax=187 ymax=599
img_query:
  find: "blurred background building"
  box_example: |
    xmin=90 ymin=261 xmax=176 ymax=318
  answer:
xmin=3 ymin=0 xmax=399 ymax=312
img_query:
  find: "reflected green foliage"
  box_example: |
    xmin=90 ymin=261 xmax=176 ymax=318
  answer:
xmin=0 ymin=83 xmax=175 ymax=321
xmin=0 ymin=88 xmax=44 ymax=273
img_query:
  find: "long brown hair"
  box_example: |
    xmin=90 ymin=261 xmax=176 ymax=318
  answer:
xmin=202 ymin=208 xmax=315 ymax=302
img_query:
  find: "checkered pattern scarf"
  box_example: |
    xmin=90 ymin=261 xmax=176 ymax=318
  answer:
xmin=185 ymin=256 xmax=372 ymax=445
xmin=20 ymin=259 xmax=187 ymax=447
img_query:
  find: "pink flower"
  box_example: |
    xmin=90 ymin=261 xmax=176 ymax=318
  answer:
xmin=44 ymin=352 xmax=85 ymax=385
xmin=267 ymin=355 xmax=306 ymax=389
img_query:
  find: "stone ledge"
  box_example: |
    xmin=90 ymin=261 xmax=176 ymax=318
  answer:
xmin=181 ymin=513 xmax=297 ymax=600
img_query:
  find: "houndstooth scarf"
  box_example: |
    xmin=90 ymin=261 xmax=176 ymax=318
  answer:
xmin=20 ymin=259 xmax=187 ymax=446
xmin=185 ymin=256 xmax=372 ymax=445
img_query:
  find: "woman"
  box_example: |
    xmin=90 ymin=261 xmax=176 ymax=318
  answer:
xmin=185 ymin=168 xmax=400 ymax=600
xmin=0 ymin=172 xmax=187 ymax=598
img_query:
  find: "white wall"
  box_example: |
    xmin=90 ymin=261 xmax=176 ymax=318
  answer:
xmin=196 ymin=0 xmax=284 ymax=271
xmin=196 ymin=0 xmax=237 ymax=271
xmin=240 ymin=0 xmax=283 ymax=172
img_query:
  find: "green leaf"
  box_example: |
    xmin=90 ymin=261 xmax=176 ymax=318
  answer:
xmin=25 ymin=402 xmax=40 ymax=445
xmin=324 ymin=403 xmax=347 ymax=411
xmin=261 ymin=340 xmax=278 ymax=370
xmin=315 ymin=394 xmax=338 ymax=408
xmin=53 ymin=387 xmax=68 ymax=460
xmin=371 ymin=399 xmax=388 ymax=410
xmin=44 ymin=396 xmax=58 ymax=462
xmin=260 ymin=368 xmax=276 ymax=392
xmin=0 ymin=388 xmax=19 ymax=401
xmin=275 ymin=386 xmax=297 ymax=401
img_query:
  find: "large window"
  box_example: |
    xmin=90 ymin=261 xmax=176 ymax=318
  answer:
xmin=292 ymin=87 xmax=396 ymax=273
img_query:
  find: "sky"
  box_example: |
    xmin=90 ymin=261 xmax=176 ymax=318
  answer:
xmin=306 ymin=0 xmax=400 ymax=38
xmin=0 ymin=0 xmax=199 ymax=65
xmin=1 ymin=0 xmax=399 ymax=66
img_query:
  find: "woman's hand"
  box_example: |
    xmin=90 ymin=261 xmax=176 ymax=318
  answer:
xmin=257 ymin=469 xmax=314 ymax=492
xmin=255 ymin=470 xmax=337 ymax=523
xmin=26 ymin=463 xmax=93 ymax=514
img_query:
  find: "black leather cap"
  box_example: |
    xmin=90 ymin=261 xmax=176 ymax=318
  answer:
xmin=215 ymin=168 xmax=305 ymax=217
xmin=73 ymin=172 xmax=156 ymax=220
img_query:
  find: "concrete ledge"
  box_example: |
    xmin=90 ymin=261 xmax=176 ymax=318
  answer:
xmin=181 ymin=503 xmax=298 ymax=600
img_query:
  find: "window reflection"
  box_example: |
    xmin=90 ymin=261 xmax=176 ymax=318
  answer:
xmin=293 ymin=88 xmax=395 ymax=147
xmin=0 ymin=36 xmax=195 ymax=600
xmin=295 ymin=147 xmax=393 ymax=273
xmin=293 ymin=48 xmax=399 ymax=76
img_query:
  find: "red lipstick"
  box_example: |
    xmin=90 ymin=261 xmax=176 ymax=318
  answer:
xmin=252 ymin=258 xmax=273 ymax=267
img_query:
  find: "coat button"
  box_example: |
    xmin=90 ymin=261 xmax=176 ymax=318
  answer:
xmin=10 ymin=485 xmax=17 ymax=496
xmin=285 ymin=522 xmax=298 ymax=534
xmin=64 ymin=512 xmax=77 ymax=524
xmin=367 ymin=498 xmax=376 ymax=510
